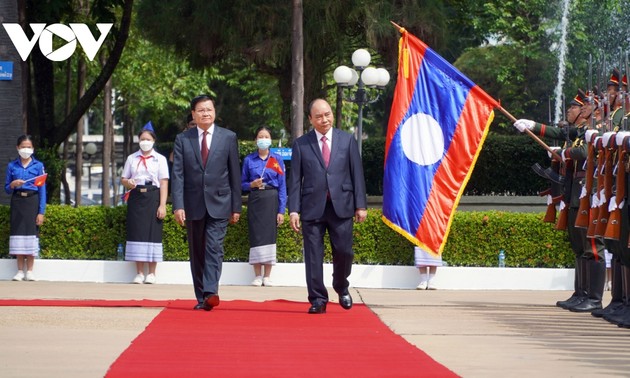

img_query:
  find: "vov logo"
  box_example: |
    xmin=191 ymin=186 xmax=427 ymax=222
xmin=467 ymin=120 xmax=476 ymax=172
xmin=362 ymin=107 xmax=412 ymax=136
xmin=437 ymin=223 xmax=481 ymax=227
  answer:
xmin=2 ymin=23 xmax=113 ymax=62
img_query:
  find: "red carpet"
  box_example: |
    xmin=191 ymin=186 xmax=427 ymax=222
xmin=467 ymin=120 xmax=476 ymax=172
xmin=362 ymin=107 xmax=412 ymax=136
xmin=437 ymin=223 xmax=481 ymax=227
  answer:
xmin=1 ymin=299 xmax=458 ymax=377
xmin=107 ymin=300 xmax=457 ymax=377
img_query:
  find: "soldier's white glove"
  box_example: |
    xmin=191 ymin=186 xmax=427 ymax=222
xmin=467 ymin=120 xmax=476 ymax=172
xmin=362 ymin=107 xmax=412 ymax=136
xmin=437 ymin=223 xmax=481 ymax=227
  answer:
xmin=591 ymin=193 xmax=599 ymax=208
xmin=547 ymin=146 xmax=561 ymax=159
xmin=514 ymin=119 xmax=535 ymax=133
xmin=558 ymin=200 xmax=566 ymax=211
xmin=602 ymin=131 xmax=616 ymax=147
xmin=585 ymin=129 xmax=599 ymax=144
xmin=579 ymin=186 xmax=587 ymax=199
xmin=609 ymin=196 xmax=618 ymax=212
xmin=616 ymin=131 xmax=630 ymax=146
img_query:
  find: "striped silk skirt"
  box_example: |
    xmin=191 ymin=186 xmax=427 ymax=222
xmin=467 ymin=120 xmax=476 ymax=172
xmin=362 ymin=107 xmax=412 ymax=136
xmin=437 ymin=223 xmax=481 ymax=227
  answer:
xmin=414 ymin=246 xmax=443 ymax=267
xmin=9 ymin=191 xmax=40 ymax=256
xmin=125 ymin=185 xmax=163 ymax=262
xmin=247 ymin=188 xmax=278 ymax=265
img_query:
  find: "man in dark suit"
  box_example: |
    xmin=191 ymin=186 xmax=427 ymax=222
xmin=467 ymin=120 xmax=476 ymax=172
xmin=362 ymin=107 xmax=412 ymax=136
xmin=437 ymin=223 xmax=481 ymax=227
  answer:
xmin=172 ymin=95 xmax=242 ymax=311
xmin=289 ymin=98 xmax=367 ymax=314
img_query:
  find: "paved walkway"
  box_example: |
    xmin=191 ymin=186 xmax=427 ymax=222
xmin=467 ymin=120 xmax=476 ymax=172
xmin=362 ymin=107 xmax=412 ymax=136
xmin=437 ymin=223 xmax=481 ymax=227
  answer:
xmin=1 ymin=282 xmax=628 ymax=377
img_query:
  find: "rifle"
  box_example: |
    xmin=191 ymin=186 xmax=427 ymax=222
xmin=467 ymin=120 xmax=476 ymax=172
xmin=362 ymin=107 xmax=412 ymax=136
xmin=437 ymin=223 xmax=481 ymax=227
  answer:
xmin=555 ymin=157 xmax=573 ymax=231
xmin=555 ymin=99 xmax=574 ymax=231
xmin=605 ymin=132 xmax=630 ymax=240
xmin=575 ymin=133 xmax=597 ymax=228
xmin=587 ymin=137 xmax=605 ymax=237
xmin=540 ymin=160 xmax=563 ymax=223
xmin=594 ymin=132 xmax=617 ymax=237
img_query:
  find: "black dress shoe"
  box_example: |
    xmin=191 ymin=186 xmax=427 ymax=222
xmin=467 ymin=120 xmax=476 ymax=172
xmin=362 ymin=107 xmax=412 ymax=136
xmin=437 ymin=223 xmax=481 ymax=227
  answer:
xmin=569 ymin=299 xmax=602 ymax=313
xmin=203 ymin=294 xmax=220 ymax=311
xmin=557 ymin=295 xmax=583 ymax=309
xmin=603 ymin=304 xmax=630 ymax=324
xmin=308 ymin=303 xmax=327 ymax=314
xmin=193 ymin=303 xmax=204 ymax=310
xmin=592 ymin=301 xmax=623 ymax=318
xmin=339 ymin=293 xmax=353 ymax=310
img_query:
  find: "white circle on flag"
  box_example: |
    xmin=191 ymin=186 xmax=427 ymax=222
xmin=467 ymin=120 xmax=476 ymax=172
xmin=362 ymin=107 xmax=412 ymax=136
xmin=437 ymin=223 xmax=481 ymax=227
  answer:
xmin=400 ymin=113 xmax=444 ymax=166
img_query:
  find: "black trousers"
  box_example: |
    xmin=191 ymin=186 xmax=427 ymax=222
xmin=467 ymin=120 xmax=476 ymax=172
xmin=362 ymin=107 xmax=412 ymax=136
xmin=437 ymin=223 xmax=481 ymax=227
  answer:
xmin=302 ymin=200 xmax=354 ymax=305
xmin=186 ymin=214 xmax=228 ymax=303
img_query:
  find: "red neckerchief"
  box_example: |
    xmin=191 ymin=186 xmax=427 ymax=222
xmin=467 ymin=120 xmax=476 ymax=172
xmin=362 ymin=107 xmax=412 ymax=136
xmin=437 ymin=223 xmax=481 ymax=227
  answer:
xmin=137 ymin=154 xmax=153 ymax=171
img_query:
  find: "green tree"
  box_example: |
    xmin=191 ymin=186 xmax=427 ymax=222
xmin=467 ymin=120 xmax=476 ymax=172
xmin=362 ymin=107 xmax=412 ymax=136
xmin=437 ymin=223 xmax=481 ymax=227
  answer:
xmin=25 ymin=0 xmax=133 ymax=147
xmin=451 ymin=0 xmax=559 ymax=128
xmin=135 ymin=0 xmax=464 ymax=138
xmin=113 ymin=34 xmax=222 ymax=142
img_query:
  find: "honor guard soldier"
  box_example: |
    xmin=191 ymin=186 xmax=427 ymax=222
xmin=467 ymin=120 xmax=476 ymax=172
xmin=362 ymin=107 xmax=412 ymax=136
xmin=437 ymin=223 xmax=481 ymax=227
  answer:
xmin=597 ymin=70 xmax=630 ymax=327
xmin=514 ymin=90 xmax=606 ymax=312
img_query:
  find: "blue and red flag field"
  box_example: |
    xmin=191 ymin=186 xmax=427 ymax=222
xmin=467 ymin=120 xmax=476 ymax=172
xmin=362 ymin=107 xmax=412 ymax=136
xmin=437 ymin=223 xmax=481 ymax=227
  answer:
xmin=382 ymin=29 xmax=499 ymax=255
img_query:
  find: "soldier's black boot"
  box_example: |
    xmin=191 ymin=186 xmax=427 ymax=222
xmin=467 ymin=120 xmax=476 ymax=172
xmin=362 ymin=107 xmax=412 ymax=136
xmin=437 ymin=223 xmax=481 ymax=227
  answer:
xmin=570 ymin=257 xmax=605 ymax=312
xmin=563 ymin=258 xmax=589 ymax=309
xmin=558 ymin=258 xmax=587 ymax=309
xmin=593 ymin=256 xmax=623 ymax=317
xmin=614 ymin=266 xmax=630 ymax=327
xmin=604 ymin=265 xmax=630 ymax=324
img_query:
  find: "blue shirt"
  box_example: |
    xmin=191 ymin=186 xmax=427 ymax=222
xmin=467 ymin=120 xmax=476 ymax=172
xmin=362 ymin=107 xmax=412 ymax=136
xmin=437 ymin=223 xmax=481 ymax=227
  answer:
xmin=241 ymin=152 xmax=287 ymax=214
xmin=5 ymin=157 xmax=47 ymax=214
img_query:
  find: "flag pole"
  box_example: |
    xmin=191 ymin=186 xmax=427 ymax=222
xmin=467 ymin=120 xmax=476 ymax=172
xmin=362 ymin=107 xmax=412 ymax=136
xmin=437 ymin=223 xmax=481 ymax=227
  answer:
xmin=390 ymin=21 xmax=404 ymax=32
xmin=497 ymin=105 xmax=562 ymax=161
xmin=24 ymin=173 xmax=45 ymax=183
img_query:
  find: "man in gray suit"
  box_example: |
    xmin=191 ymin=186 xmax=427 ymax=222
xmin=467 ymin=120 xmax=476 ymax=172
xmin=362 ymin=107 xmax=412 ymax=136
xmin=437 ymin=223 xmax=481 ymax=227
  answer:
xmin=172 ymin=95 xmax=242 ymax=311
xmin=289 ymin=98 xmax=367 ymax=314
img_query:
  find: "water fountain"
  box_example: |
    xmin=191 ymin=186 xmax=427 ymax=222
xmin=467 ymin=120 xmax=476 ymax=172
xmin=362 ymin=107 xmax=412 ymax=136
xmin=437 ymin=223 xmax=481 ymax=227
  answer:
xmin=553 ymin=0 xmax=572 ymax=125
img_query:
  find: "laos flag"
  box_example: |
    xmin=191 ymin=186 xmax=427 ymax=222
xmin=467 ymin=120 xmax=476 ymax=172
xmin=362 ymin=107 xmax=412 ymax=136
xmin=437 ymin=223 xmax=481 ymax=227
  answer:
xmin=382 ymin=29 xmax=498 ymax=255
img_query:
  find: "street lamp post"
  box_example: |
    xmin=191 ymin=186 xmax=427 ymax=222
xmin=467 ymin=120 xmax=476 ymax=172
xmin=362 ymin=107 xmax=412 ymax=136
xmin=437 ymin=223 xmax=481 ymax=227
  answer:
xmin=334 ymin=49 xmax=390 ymax=155
xmin=84 ymin=142 xmax=97 ymax=189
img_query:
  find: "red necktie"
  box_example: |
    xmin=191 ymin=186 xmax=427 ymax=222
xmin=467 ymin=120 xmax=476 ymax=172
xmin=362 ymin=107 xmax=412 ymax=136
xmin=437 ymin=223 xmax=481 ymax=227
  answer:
xmin=321 ymin=135 xmax=330 ymax=168
xmin=201 ymin=131 xmax=209 ymax=166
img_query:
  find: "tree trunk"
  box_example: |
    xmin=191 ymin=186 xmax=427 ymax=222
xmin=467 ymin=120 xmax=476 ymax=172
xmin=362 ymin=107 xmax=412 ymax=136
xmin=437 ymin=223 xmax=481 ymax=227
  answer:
xmin=18 ymin=0 xmax=27 ymax=133
xmin=123 ymin=107 xmax=133 ymax=159
xmin=102 ymin=63 xmax=113 ymax=207
xmin=335 ymin=85 xmax=343 ymax=129
xmin=61 ymin=59 xmax=72 ymax=204
xmin=290 ymin=0 xmax=304 ymax=142
xmin=30 ymin=49 xmax=54 ymax=146
xmin=75 ymin=59 xmax=86 ymax=206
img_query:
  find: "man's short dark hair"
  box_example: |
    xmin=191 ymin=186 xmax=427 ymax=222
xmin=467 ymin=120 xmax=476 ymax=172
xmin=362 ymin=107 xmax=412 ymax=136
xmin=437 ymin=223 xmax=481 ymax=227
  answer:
xmin=190 ymin=95 xmax=215 ymax=111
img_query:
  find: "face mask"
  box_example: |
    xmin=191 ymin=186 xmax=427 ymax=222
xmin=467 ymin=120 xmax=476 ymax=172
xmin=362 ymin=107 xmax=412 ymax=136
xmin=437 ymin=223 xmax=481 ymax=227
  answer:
xmin=256 ymin=139 xmax=272 ymax=150
xmin=139 ymin=141 xmax=154 ymax=152
xmin=18 ymin=148 xmax=33 ymax=159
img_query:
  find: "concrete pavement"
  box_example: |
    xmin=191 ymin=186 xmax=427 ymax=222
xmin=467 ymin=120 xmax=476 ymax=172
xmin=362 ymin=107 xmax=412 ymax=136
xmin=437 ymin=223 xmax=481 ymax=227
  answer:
xmin=1 ymin=281 xmax=629 ymax=377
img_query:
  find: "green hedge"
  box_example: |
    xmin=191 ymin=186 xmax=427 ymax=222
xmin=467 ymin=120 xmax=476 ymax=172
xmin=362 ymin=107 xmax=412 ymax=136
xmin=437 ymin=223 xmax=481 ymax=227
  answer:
xmin=0 ymin=205 xmax=573 ymax=268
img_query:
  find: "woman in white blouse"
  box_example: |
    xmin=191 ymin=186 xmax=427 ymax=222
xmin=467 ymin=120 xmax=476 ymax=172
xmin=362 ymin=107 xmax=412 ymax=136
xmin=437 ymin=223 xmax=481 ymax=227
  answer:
xmin=120 ymin=122 xmax=169 ymax=284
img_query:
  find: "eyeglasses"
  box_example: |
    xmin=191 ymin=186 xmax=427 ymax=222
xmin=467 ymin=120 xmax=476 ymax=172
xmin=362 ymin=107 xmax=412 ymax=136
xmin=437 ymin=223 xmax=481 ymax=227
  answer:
xmin=194 ymin=108 xmax=214 ymax=114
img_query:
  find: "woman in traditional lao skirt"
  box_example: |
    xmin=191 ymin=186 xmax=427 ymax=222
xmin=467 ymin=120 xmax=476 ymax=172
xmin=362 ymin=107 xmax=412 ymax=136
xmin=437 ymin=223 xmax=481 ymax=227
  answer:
xmin=414 ymin=246 xmax=443 ymax=290
xmin=241 ymin=126 xmax=287 ymax=287
xmin=5 ymin=135 xmax=46 ymax=281
xmin=121 ymin=122 xmax=169 ymax=284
